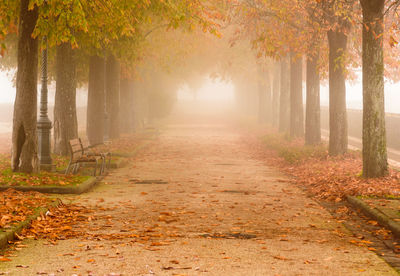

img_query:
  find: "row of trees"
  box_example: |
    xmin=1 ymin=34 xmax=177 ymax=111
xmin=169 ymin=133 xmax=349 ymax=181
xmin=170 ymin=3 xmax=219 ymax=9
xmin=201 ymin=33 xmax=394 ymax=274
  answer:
xmin=1 ymin=0 xmax=399 ymax=180
xmin=231 ymin=0 xmax=400 ymax=178
xmin=0 ymin=0 xmax=219 ymax=173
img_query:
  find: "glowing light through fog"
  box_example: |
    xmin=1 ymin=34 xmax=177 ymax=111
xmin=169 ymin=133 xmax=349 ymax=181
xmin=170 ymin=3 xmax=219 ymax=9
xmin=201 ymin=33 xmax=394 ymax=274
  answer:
xmin=178 ymin=77 xmax=235 ymax=103
xmin=0 ymin=71 xmax=15 ymax=103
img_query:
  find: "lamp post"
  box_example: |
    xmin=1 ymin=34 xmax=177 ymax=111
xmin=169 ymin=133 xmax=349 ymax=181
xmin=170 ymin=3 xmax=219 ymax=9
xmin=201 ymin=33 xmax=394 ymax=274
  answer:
xmin=37 ymin=36 xmax=52 ymax=171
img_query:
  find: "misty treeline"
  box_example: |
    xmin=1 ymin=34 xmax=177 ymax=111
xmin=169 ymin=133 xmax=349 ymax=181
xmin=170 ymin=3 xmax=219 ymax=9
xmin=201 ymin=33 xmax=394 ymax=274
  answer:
xmin=0 ymin=0 xmax=399 ymax=179
xmin=232 ymin=0 xmax=400 ymax=179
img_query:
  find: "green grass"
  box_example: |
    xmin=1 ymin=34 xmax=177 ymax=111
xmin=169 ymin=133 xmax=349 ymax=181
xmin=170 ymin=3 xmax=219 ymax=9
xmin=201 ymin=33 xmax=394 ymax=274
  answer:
xmin=0 ymin=154 xmax=90 ymax=187
xmin=262 ymin=133 xmax=328 ymax=164
xmin=0 ymin=168 xmax=90 ymax=187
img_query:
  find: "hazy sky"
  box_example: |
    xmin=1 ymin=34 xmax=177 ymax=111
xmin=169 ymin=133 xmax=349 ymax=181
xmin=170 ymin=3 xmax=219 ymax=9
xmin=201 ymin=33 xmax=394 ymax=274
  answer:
xmin=0 ymin=71 xmax=14 ymax=103
xmin=0 ymin=71 xmax=89 ymax=107
xmin=178 ymin=77 xmax=235 ymax=103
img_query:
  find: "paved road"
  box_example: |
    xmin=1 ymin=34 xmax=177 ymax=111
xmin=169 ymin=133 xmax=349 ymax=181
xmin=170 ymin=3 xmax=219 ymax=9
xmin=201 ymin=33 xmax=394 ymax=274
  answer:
xmin=1 ymin=125 xmax=397 ymax=275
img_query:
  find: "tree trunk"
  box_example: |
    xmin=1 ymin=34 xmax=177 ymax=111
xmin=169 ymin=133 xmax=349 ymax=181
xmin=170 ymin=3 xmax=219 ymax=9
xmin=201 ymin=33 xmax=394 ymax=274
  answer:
xmin=360 ymin=0 xmax=388 ymax=177
xmin=289 ymin=53 xmax=304 ymax=138
xmin=265 ymin=72 xmax=272 ymax=125
xmin=305 ymin=51 xmax=321 ymax=145
xmin=272 ymin=61 xmax=280 ymax=128
xmin=87 ymin=55 xmax=105 ymax=146
xmin=257 ymin=66 xmax=267 ymax=124
xmin=327 ymin=30 xmax=348 ymax=155
xmin=11 ymin=0 xmax=39 ymax=173
xmin=130 ymin=83 xmax=137 ymax=132
xmin=279 ymin=56 xmax=290 ymax=133
xmin=53 ymin=43 xmax=78 ymax=155
xmin=120 ymin=78 xmax=134 ymax=134
xmin=105 ymin=55 xmax=120 ymax=139
xmin=258 ymin=81 xmax=267 ymax=124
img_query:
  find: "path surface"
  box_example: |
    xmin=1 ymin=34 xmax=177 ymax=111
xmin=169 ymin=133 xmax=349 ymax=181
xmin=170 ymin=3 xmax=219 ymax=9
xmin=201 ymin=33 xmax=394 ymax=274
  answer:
xmin=1 ymin=125 xmax=398 ymax=275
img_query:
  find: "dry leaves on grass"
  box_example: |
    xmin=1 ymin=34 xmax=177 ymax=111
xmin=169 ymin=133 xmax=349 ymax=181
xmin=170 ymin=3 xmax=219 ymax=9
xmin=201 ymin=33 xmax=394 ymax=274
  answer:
xmin=285 ymin=155 xmax=400 ymax=200
xmin=20 ymin=203 xmax=95 ymax=241
xmin=246 ymin=132 xmax=400 ymax=200
xmin=0 ymin=154 xmax=89 ymax=187
xmin=0 ymin=189 xmax=55 ymax=229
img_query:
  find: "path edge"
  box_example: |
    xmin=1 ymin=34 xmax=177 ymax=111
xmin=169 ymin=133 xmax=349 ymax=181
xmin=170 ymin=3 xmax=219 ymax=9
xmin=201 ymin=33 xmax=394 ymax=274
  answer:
xmin=0 ymin=199 xmax=62 ymax=250
xmin=346 ymin=195 xmax=400 ymax=238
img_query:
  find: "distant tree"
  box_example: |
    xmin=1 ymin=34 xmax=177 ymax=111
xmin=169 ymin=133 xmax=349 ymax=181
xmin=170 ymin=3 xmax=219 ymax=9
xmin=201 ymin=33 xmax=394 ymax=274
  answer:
xmin=271 ymin=61 xmax=280 ymax=128
xmin=54 ymin=43 xmax=78 ymax=156
xmin=105 ymin=54 xmax=120 ymax=139
xmin=279 ymin=56 xmax=290 ymax=133
xmin=289 ymin=53 xmax=303 ymax=138
xmin=305 ymin=47 xmax=321 ymax=145
xmin=87 ymin=55 xmax=105 ymax=145
xmin=120 ymin=75 xmax=135 ymax=134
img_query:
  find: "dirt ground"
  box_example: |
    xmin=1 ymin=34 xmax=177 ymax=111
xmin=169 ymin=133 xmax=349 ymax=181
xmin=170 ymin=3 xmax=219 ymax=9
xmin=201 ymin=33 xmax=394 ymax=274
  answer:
xmin=0 ymin=124 xmax=398 ymax=275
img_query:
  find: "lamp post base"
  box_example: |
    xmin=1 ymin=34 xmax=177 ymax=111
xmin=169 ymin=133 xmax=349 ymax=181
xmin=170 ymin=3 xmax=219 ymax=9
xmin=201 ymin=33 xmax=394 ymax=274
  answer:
xmin=37 ymin=118 xmax=52 ymax=172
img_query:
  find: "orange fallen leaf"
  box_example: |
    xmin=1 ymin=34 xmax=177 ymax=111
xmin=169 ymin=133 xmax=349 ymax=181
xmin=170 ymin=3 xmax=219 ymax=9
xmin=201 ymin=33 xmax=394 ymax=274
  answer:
xmin=273 ymin=256 xmax=290 ymax=261
xmin=0 ymin=257 xmax=12 ymax=262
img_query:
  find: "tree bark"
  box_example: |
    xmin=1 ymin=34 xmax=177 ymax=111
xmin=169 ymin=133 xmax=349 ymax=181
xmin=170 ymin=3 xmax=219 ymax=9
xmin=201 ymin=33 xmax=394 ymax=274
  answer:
xmin=305 ymin=50 xmax=321 ymax=145
xmin=11 ymin=0 xmax=39 ymax=173
xmin=272 ymin=61 xmax=280 ymax=128
xmin=257 ymin=66 xmax=267 ymax=124
xmin=87 ymin=55 xmax=105 ymax=146
xmin=327 ymin=30 xmax=348 ymax=155
xmin=289 ymin=53 xmax=304 ymax=138
xmin=54 ymin=43 xmax=78 ymax=155
xmin=360 ymin=0 xmax=388 ymax=177
xmin=265 ymin=72 xmax=272 ymax=125
xmin=120 ymin=78 xmax=134 ymax=134
xmin=105 ymin=55 xmax=120 ymax=139
xmin=279 ymin=56 xmax=290 ymax=133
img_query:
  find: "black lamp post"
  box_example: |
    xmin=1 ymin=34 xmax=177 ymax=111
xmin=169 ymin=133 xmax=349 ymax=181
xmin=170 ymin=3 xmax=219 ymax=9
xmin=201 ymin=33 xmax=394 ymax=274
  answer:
xmin=37 ymin=36 xmax=52 ymax=171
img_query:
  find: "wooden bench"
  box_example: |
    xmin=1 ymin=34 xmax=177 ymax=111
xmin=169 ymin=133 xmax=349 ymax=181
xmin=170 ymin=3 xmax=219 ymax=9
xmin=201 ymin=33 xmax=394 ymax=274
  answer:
xmin=66 ymin=138 xmax=110 ymax=176
xmin=81 ymin=139 xmax=112 ymax=173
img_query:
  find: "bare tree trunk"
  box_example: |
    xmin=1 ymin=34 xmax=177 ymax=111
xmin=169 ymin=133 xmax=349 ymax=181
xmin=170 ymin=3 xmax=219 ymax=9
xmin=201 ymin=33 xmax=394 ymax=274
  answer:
xmin=305 ymin=50 xmax=321 ymax=145
xmin=11 ymin=0 xmax=39 ymax=173
xmin=360 ymin=0 xmax=388 ymax=177
xmin=105 ymin=55 xmax=120 ymax=139
xmin=272 ymin=61 xmax=280 ymax=128
xmin=327 ymin=30 xmax=348 ymax=155
xmin=279 ymin=56 xmax=290 ymax=133
xmin=130 ymin=83 xmax=137 ymax=132
xmin=257 ymin=66 xmax=267 ymax=124
xmin=87 ymin=55 xmax=105 ymax=146
xmin=289 ymin=53 xmax=304 ymax=138
xmin=265 ymin=72 xmax=272 ymax=125
xmin=120 ymin=78 xmax=134 ymax=134
xmin=54 ymin=43 xmax=78 ymax=155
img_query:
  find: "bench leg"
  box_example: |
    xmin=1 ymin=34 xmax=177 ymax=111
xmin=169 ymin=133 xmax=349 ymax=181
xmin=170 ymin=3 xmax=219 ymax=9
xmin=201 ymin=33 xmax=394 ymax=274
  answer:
xmin=93 ymin=160 xmax=98 ymax=176
xmin=65 ymin=163 xmax=72 ymax=174
xmin=73 ymin=163 xmax=80 ymax=174
xmin=100 ymin=155 xmax=106 ymax=175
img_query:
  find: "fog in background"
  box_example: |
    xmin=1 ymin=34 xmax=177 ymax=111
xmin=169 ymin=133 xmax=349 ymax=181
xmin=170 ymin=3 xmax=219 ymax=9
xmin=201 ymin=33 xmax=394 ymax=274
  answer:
xmin=2 ymin=68 xmax=400 ymax=133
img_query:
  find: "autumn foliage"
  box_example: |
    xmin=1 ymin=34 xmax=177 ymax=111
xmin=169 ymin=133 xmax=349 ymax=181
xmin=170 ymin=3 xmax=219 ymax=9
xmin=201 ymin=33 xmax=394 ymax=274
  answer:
xmin=251 ymin=132 xmax=400 ymax=200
